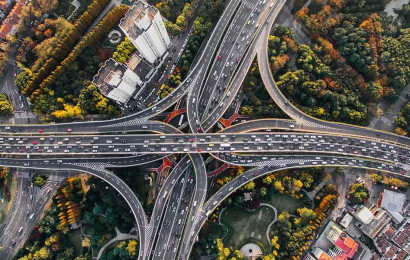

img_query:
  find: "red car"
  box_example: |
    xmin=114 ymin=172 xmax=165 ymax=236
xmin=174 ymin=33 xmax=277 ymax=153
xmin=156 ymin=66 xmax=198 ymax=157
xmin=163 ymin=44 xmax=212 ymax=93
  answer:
xmin=38 ymin=129 xmax=44 ymax=133
xmin=66 ymin=128 xmax=72 ymax=132
xmin=197 ymin=148 xmax=202 ymax=152
xmin=217 ymin=55 xmax=221 ymax=61
xmin=32 ymin=141 xmax=38 ymax=145
xmin=19 ymin=149 xmax=24 ymax=153
xmin=38 ymin=149 xmax=43 ymax=152
xmin=189 ymin=138 xmax=194 ymax=142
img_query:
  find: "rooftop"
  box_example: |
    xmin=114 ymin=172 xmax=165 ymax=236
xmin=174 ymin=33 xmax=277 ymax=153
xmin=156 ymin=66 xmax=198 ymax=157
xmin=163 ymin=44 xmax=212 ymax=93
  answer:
xmin=340 ymin=213 xmax=354 ymax=229
xmin=126 ymin=54 xmax=154 ymax=81
xmin=381 ymin=189 xmax=406 ymax=213
xmin=93 ymin=59 xmax=129 ymax=96
xmin=356 ymin=206 xmax=374 ymax=225
xmin=119 ymin=0 xmax=157 ymax=39
xmin=355 ymin=206 xmax=391 ymax=238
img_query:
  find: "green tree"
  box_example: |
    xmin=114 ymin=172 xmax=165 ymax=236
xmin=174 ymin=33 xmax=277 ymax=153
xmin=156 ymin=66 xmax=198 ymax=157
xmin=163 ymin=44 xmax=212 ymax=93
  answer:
xmin=15 ymin=69 xmax=32 ymax=91
xmin=348 ymin=183 xmax=368 ymax=204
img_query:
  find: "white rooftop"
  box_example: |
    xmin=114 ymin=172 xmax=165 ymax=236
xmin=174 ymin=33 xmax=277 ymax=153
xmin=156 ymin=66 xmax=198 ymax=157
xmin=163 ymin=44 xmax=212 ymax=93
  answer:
xmin=340 ymin=213 xmax=354 ymax=228
xmin=381 ymin=189 xmax=406 ymax=213
xmin=356 ymin=207 xmax=374 ymax=225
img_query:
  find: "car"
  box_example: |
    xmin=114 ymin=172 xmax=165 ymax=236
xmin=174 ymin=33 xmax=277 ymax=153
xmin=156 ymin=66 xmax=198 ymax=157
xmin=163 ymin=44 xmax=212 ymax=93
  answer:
xmin=217 ymin=55 xmax=221 ymax=61
xmin=66 ymin=128 xmax=72 ymax=132
xmin=197 ymin=148 xmax=202 ymax=152
xmin=32 ymin=141 xmax=38 ymax=145
xmin=38 ymin=129 xmax=44 ymax=133
xmin=189 ymin=138 xmax=194 ymax=142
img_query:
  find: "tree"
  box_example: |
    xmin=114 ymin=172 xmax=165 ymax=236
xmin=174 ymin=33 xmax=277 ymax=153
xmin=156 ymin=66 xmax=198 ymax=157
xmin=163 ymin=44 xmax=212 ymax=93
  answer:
xmin=244 ymin=181 xmax=255 ymax=190
xmin=260 ymin=187 xmax=268 ymax=197
xmin=0 ymin=94 xmax=13 ymax=116
xmin=33 ymin=175 xmax=47 ymax=187
xmin=112 ymin=37 xmax=136 ymax=63
xmin=15 ymin=68 xmax=32 ymax=91
xmin=296 ymin=208 xmax=316 ymax=224
xmin=126 ymin=240 xmax=138 ymax=257
xmin=370 ymin=173 xmax=382 ymax=184
xmin=239 ymin=105 xmax=254 ymax=116
xmin=38 ymin=246 xmax=50 ymax=259
xmin=271 ymin=236 xmax=280 ymax=250
xmin=348 ymin=183 xmax=368 ymax=204
xmin=216 ymin=238 xmax=230 ymax=260
xmin=81 ymin=237 xmax=91 ymax=248
xmin=274 ymin=181 xmax=285 ymax=193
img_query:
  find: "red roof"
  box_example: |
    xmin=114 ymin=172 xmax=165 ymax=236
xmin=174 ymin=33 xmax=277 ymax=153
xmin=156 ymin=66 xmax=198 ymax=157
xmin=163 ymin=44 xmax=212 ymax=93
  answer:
xmin=0 ymin=23 xmax=13 ymax=39
xmin=334 ymin=236 xmax=359 ymax=258
xmin=0 ymin=0 xmax=9 ymax=9
xmin=11 ymin=3 xmax=23 ymax=18
xmin=395 ymin=250 xmax=408 ymax=260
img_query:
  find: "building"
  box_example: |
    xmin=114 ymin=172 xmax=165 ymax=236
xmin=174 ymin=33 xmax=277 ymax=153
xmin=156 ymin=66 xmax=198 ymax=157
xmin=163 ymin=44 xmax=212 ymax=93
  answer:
xmin=340 ymin=213 xmax=354 ymax=229
xmin=310 ymin=222 xmax=359 ymax=260
xmin=354 ymin=205 xmax=391 ymax=238
xmin=119 ymin=0 xmax=170 ymax=64
xmin=92 ymin=59 xmax=143 ymax=104
xmin=381 ymin=189 xmax=407 ymax=224
xmin=0 ymin=0 xmax=26 ymax=41
xmin=393 ymin=221 xmax=410 ymax=254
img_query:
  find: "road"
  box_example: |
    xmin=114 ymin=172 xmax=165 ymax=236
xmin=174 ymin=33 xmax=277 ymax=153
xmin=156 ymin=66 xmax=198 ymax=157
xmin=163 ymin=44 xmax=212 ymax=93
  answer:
xmin=0 ymin=172 xmax=65 ymax=259
xmin=0 ymin=0 xmax=409 ymax=259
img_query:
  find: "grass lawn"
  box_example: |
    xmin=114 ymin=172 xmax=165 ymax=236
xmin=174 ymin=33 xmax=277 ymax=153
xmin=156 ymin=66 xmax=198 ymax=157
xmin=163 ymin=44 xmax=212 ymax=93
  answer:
xmin=67 ymin=229 xmax=83 ymax=255
xmin=220 ymin=206 xmax=275 ymax=249
xmin=267 ymin=193 xmax=305 ymax=214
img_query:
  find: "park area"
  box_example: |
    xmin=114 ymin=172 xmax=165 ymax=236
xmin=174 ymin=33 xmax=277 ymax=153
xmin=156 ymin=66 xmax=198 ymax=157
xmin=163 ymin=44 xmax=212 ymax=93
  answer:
xmin=220 ymin=206 xmax=275 ymax=250
xmin=268 ymin=193 xmax=306 ymax=214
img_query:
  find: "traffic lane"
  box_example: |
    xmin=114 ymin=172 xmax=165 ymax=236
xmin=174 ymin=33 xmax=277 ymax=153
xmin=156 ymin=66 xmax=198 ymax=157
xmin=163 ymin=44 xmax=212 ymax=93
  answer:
xmin=0 ymin=154 xmax=166 ymax=168
xmin=200 ymin=0 xmax=283 ymax=132
xmin=0 ymin=178 xmax=30 ymax=255
xmin=0 ymin=132 xmax=406 ymax=152
xmin=177 ymin=153 xmax=208 ymax=259
xmin=162 ymin=173 xmax=195 ymax=260
xmin=2 ymin=136 xmax=409 ymax=167
xmin=200 ymin=1 xmax=264 ymax=117
xmin=147 ymin=155 xmax=191 ymax=256
xmin=186 ymin=0 xmax=245 ymax=132
xmin=152 ymin=172 xmax=187 ymax=259
xmin=217 ymin=153 xmax=401 ymax=173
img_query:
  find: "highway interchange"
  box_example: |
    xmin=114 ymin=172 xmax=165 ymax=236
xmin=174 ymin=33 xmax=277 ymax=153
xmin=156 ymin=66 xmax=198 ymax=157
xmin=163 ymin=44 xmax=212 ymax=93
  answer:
xmin=0 ymin=0 xmax=410 ymax=259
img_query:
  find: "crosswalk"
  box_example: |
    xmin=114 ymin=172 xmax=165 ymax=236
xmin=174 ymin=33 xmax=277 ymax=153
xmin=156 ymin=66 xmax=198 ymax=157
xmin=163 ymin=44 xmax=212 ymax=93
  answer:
xmin=247 ymin=159 xmax=312 ymax=167
xmin=242 ymin=0 xmax=257 ymax=10
xmin=102 ymin=118 xmax=150 ymax=128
